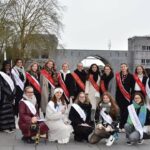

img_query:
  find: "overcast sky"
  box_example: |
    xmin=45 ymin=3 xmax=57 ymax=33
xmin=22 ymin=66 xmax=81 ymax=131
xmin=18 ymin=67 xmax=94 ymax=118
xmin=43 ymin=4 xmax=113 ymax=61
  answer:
xmin=60 ymin=0 xmax=150 ymax=50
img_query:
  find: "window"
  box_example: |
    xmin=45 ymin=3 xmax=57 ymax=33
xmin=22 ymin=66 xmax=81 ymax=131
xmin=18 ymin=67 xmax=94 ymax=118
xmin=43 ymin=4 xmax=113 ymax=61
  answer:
xmin=141 ymin=59 xmax=145 ymax=64
xmin=142 ymin=45 xmax=150 ymax=51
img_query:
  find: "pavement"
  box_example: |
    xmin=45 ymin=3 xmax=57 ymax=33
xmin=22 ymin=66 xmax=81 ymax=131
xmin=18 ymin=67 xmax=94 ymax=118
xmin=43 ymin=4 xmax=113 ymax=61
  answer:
xmin=0 ymin=130 xmax=150 ymax=150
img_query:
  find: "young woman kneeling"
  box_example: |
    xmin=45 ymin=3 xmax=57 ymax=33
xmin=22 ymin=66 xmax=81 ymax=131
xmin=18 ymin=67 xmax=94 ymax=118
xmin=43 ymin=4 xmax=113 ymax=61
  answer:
xmin=69 ymin=92 xmax=93 ymax=142
xmin=89 ymin=92 xmax=120 ymax=146
xmin=125 ymin=92 xmax=150 ymax=145
xmin=45 ymin=88 xmax=73 ymax=144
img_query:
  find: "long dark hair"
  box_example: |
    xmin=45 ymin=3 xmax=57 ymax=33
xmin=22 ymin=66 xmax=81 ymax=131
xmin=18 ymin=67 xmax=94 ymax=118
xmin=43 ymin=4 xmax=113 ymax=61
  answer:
xmin=87 ymin=64 xmax=101 ymax=79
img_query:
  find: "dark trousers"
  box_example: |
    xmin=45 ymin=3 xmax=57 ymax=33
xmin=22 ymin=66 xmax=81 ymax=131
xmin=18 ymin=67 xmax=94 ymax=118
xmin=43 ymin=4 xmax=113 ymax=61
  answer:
xmin=14 ymin=86 xmax=23 ymax=116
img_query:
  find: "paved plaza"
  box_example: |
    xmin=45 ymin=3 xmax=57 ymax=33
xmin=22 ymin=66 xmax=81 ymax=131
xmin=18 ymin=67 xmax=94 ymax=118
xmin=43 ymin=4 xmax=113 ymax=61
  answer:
xmin=0 ymin=130 xmax=150 ymax=150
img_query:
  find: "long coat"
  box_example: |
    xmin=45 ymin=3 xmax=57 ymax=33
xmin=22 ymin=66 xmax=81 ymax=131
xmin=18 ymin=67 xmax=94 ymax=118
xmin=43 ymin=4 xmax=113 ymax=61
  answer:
xmin=69 ymin=103 xmax=93 ymax=141
xmin=40 ymin=74 xmax=54 ymax=113
xmin=18 ymin=101 xmax=48 ymax=137
xmin=45 ymin=101 xmax=73 ymax=141
xmin=0 ymin=74 xmax=15 ymax=130
xmin=85 ymin=75 xmax=101 ymax=110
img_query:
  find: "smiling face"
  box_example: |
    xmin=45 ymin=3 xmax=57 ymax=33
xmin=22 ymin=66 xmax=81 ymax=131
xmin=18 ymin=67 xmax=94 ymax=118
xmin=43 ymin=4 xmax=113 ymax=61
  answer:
xmin=16 ymin=60 xmax=23 ymax=68
xmin=5 ymin=64 xmax=11 ymax=72
xmin=103 ymin=94 xmax=110 ymax=104
xmin=92 ymin=65 xmax=98 ymax=72
xmin=46 ymin=61 xmax=54 ymax=69
xmin=31 ymin=63 xmax=38 ymax=72
xmin=25 ymin=87 xmax=34 ymax=99
xmin=78 ymin=93 xmax=86 ymax=103
xmin=55 ymin=91 xmax=63 ymax=100
xmin=62 ymin=63 xmax=69 ymax=72
xmin=121 ymin=64 xmax=128 ymax=73
xmin=136 ymin=66 xmax=143 ymax=75
xmin=77 ymin=63 xmax=83 ymax=71
xmin=134 ymin=94 xmax=143 ymax=104
xmin=104 ymin=66 xmax=111 ymax=76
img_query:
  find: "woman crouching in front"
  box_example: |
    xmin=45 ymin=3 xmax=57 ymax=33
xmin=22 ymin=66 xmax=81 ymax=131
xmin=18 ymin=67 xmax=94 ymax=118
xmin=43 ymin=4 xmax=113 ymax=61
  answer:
xmin=18 ymin=86 xmax=49 ymax=143
xmin=45 ymin=88 xmax=73 ymax=144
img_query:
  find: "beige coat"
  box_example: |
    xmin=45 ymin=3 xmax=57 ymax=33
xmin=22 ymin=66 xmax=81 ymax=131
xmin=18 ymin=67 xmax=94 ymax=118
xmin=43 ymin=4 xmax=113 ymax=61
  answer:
xmin=85 ymin=75 xmax=101 ymax=110
xmin=40 ymin=74 xmax=54 ymax=113
xmin=45 ymin=101 xmax=73 ymax=141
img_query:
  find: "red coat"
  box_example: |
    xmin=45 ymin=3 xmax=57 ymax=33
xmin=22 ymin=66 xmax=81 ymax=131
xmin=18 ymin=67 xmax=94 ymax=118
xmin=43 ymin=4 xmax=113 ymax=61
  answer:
xmin=18 ymin=101 xmax=48 ymax=137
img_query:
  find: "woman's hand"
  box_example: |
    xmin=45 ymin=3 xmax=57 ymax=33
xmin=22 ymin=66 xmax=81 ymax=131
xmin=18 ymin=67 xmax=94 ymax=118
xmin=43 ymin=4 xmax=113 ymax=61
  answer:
xmin=96 ymin=123 xmax=104 ymax=129
xmin=31 ymin=117 xmax=38 ymax=123
xmin=61 ymin=108 xmax=66 ymax=114
xmin=80 ymin=123 xmax=90 ymax=127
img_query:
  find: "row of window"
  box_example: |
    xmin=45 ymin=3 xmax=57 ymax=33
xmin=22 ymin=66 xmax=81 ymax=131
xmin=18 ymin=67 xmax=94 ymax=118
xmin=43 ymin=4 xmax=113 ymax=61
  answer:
xmin=141 ymin=59 xmax=150 ymax=64
xmin=142 ymin=46 xmax=150 ymax=51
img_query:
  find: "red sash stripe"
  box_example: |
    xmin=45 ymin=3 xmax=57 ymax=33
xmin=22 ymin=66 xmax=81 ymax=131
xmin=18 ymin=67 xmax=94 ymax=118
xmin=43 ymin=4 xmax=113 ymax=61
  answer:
xmin=57 ymin=73 xmax=70 ymax=102
xmin=40 ymin=69 xmax=55 ymax=89
xmin=100 ymin=80 xmax=107 ymax=93
xmin=72 ymin=72 xmax=85 ymax=91
xmin=116 ymin=72 xmax=131 ymax=102
xmin=133 ymin=74 xmax=146 ymax=96
xmin=88 ymin=74 xmax=100 ymax=92
xmin=26 ymin=72 xmax=41 ymax=94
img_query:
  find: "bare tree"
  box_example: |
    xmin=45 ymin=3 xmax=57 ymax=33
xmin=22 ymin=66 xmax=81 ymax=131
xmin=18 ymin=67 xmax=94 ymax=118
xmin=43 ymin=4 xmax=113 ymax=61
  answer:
xmin=0 ymin=0 xmax=63 ymax=58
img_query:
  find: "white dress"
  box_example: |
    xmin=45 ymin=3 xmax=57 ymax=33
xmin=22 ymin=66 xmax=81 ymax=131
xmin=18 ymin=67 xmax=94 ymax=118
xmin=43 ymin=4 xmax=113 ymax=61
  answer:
xmin=85 ymin=75 xmax=101 ymax=110
xmin=45 ymin=100 xmax=73 ymax=143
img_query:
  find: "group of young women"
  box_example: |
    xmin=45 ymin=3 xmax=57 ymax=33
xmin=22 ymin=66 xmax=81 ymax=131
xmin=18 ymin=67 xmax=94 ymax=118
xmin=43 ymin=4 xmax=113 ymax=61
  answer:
xmin=0 ymin=58 xmax=150 ymax=146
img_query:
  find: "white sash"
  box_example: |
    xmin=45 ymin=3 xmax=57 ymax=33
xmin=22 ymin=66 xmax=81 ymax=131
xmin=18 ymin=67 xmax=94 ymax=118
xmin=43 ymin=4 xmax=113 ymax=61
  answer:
xmin=72 ymin=103 xmax=86 ymax=122
xmin=146 ymin=78 xmax=150 ymax=98
xmin=0 ymin=71 xmax=15 ymax=92
xmin=21 ymin=99 xmax=36 ymax=115
xmin=11 ymin=68 xmax=24 ymax=91
xmin=100 ymin=108 xmax=113 ymax=124
xmin=128 ymin=104 xmax=144 ymax=139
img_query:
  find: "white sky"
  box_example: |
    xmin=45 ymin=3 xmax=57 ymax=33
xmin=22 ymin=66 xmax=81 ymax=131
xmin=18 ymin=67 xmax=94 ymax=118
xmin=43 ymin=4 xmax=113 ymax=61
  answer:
xmin=60 ymin=0 xmax=150 ymax=50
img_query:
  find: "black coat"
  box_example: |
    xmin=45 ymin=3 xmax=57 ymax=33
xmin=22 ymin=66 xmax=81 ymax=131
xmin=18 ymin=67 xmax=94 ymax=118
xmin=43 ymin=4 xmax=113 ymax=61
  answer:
xmin=69 ymin=103 xmax=92 ymax=129
xmin=74 ymin=69 xmax=87 ymax=97
xmin=60 ymin=72 xmax=75 ymax=97
xmin=116 ymin=72 xmax=135 ymax=107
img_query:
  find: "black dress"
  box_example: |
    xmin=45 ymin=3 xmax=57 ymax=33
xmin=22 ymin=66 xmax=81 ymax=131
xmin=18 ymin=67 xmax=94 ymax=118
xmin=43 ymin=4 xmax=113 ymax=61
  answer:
xmin=116 ymin=72 xmax=135 ymax=129
xmin=74 ymin=69 xmax=87 ymax=98
xmin=69 ymin=102 xmax=93 ymax=141
xmin=0 ymin=73 xmax=16 ymax=131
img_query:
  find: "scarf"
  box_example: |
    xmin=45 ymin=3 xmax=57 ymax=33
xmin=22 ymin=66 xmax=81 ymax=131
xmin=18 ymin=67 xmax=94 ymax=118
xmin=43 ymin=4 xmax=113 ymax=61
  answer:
xmin=23 ymin=94 xmax=37 ymax=106
xmin=101 ymin=72 xmax=114 ymax=90
xmin=14 ymin=65 xmax=26 ymax=82
xmin=28 ymin=70 xmax=39 ymax=81
xmin=127 ymin=101 xmax=147 ymax=126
